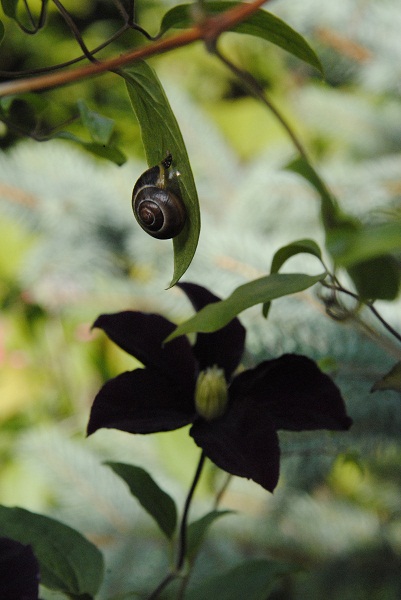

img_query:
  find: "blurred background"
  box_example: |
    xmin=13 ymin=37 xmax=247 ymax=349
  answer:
xmin=1 ymin=0 xmax=401 ymax=598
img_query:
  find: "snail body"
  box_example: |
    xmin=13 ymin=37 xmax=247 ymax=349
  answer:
xmin=132 ymin=154 xmax=186 ymax=239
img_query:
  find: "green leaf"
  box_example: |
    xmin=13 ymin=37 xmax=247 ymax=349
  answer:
xmin=326 ymin=221 xmax=401 ymax=268
xmin=77 ymin=99 xmax=115 ymax=145
xmin=327 ymin=221 xmax=401 ymax=300
xmin=82 ymin=142 xmax=126 ymax=165
xmin=326 ymin=221 xmax=401 ymax=300
xmin=166 ymin=272 xmax=325 ymax=340
xmin=159 ymin=2 xmax=323 ymax=74
xmin=106 ymin=462 xmax=177 ymax=539
xmin=0 ymin=505 xmax=104 ymax=597
xmin=371 ymin=361 xmax=401 ymax=393
xmin=263 ymin=239 xmax=323 ymax=316
xmin=270 ymin=239 xmax=322 ymax=273
xmin=286 ymin=156 xmax=354 ymax=232
xmin=0 ymin=20 xmax=5 ymax=43
xmin=285 ymin=158 xmax=400 ymax=300
xmin=55 ymin=131 xmax=126 ymax=165
xmin=185 ymin=559 xmax=292 ymax=600
xmin=187 ymin=510 xmax=233 ymax=560
xmin=1 ymin=0 xmax=18 ymax=18
xmin=347 ymin=256 xmax=400 ymax=301
xmin=0 ymin=92 xmax=47 ymax=114
xmin=123 ymin=60 xmax=200 ymax=287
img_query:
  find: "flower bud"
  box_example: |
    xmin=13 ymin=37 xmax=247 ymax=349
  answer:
xmin=195 ymin=365 xmax=228 ymax=421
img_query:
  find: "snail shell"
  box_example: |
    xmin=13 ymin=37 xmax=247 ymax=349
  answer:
xmin=132 ymin=154 xmax=186 ymax=239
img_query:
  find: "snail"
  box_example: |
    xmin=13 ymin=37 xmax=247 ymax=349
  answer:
xmin=132 ymin=153 xmax=186 ymax=239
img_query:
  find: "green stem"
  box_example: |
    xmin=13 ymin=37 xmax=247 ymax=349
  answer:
xmin=176 ymin=451 xmax=206 ymax=571
xmin=146 ymin=572 xmax=177 ymax=600
xmin=211 ymin=45 xmax=309 ymax=160
xmin=213 ymin=472 xmax=232 ymax=509
xmin=177 ymin=468 xmax=232 ymax=600
xmin=322 ymin=280 xmax=401 ymax=347
xmin=52 ymin=0 xmax=97 ymax=63
xmin=367 ymin=302 xmax=401 ymax=345
xmin=146 ymin=450 xmax=206 ymax=600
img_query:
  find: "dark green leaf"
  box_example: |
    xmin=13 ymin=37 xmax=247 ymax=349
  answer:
xmin=166 ymin=272 xmax=325 ymax=340
xmin=186 ymin=559 xmax=292 ymax=600
xmin=0 ymin=93 xmax=47 ymax=114
xmin=371 ymin=361 xmax=401 ymax=393
xmin=55 ymin=131 xmax=126 ymax=165
xmin=1 ymin=0 xmax=18 ymax=18
xmin=123 ymin=60 xmax=200 ymax=287
xmin=0 ymin=96 xmax=15 ymax=115
xmin=77 ymin=99 xmax=115 ymax=145
xmin=0 ymin=20 xmax=5 ymax=42
xmin=159 ymin=2 xmax=323 ymax=74
xmin=347 ymin=256 xmax=400 ymax=301
xmin=0 ymin=506 xmax=104 ymax=597
xmin=326 ymin=221 xmax=401 ymax=267
xmin=270 ymin=239 xmax=322 ymax=273
xmin=327 ymin=222 xmax=401 ymax=300
xmin=286 ymin=156 xmax=355 ymax=232
xmin=82 ymin=142 xmax=126 ymax=165
xmin=285 ymin=158 xmax=399 ymax=300
xmin=106 ymin=462 xmax=177 ymax=539
xmin=187 ymin=510 xmax=233 ymax=560
xmin=263 ymin=239 xmax=323 ymax=316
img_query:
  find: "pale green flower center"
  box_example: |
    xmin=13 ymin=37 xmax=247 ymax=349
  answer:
xmin=194 ymin=365 xmax=228 ymax=421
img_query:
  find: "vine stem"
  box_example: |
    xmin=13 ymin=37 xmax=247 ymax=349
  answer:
xmin=211 ymin=45 xmax=309 ymax=160
xmin=146 ymin=572 xmax=177 ymax=600
xmin=0 ymin=0 xmax=271 ymax=96
xmin=322 ymin=280 xmax=401 ymax=346
xmin=213 ymin=472 xmax=232 ymax=509
xmin=146 ymin=450 xmax=206 ymax=600
xmin=176 ymin=450 xmax=206 ymax=571
xmin=367 ymin=303 xmax=401 ymax=345
xmin=52 ymin=0 xmax=97 ymax=63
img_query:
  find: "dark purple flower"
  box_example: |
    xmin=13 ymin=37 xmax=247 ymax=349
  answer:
xmin=87 ymin=283 xmax=352 ymax=491
xmin=0 ymin=537 xmax=39 ymax=600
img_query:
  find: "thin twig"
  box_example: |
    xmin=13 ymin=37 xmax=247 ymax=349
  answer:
xmin=22 ymin=0 xmax=36 ymax=29
xmin=0 ymin=26 xmax=130 ymax=78
xmin=146 ymin=572 xmax=177 ymax=600
xmin=367 ymin=303 xmax=401 ymax=345
xmin=127 ymin=0 xmax=135 ymax=24
xmin=211 ymin=45 xmax=309 ymax=160
xmin=0 ymin=6 xmax=156 ymax=80
xmin=16 ymin=0 xmax=48 ymax=34
xmin=52 ymin=0 xmax=97 ymax=63
xmin=112 ymin=0 xmax=129 ymax=21
xmin=0 ymin=111 xmax=79 ymax=141
xmin=0 ymin=0 xmax=270 ymax=96
xmin=322 ymin=281 xmax=401 ymax=345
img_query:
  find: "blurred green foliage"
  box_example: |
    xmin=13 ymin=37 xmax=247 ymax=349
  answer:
xmin=0 ymin=1 xmax=401 ymax=598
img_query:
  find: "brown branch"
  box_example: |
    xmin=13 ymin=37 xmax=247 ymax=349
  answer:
xmin=0 ymin=0 xmax=269 ymax=96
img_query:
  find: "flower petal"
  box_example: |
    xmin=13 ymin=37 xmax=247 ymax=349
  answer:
xmin=178 ymin=282 xmax=246 ymax=379
xmin=230 ymin=354 xmax=352 ymax=431
xmin=87 ymin=369 xmax=195 ymax=435
xmin=190 ymin=399 xmax=280 ymax=492
xmin=93 ymin=311 xmax=196 ymax=391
